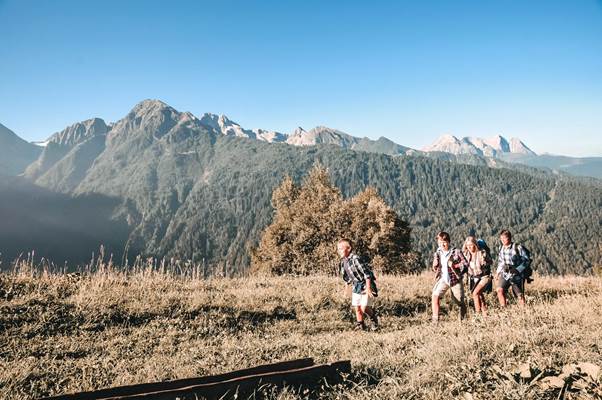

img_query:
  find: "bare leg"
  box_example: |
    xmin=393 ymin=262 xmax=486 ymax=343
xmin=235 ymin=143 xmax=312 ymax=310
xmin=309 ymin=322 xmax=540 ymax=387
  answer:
xmin=497 ymin=288 xmax=506 ymax=306
xmin=473 ymin=278 xmax=489 ymax=315
xmin=361 ymin=305 xmax=378 ymax=328
xmin=518 ymin=280 xmax=526 ymax=306
xmin=362 ymin=305 xmax=374 ymax=320
xmin=518 ymin=295 xmax=526 ymax=306
xmin=450 ymin=284 xmax=466 ymax=320
xmin=479 ymin=293 xmax=488 ymax=316
xmin=472 ymin=291 xmax=481 ymax=313
xmin=354 ymin=306 xmax=364 ymax=322
xmin=432 ymin=295 xmax=440 ymax=321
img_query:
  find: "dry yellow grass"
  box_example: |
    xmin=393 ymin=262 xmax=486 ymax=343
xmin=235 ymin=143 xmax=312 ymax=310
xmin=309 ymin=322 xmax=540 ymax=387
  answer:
xmin=1 ymin=263 xmax=601 ymax=399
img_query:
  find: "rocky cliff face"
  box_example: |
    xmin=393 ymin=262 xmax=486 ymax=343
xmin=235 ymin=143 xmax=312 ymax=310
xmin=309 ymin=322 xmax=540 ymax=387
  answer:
xmin=423 ymin=134 xmax=536 ymax=157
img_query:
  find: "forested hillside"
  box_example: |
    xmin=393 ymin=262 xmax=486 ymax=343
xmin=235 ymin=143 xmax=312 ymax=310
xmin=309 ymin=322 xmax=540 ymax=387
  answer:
xmin=9 ymin=140 xmax=599 ymax=275
xmin=2 ymin=101 xmax=600 ymax=275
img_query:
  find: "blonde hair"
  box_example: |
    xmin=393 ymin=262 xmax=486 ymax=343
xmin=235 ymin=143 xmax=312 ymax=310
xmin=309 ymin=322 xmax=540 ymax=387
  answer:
xmin=463 ymin=236 xmax=478 ymax=253
xmin=337 ymin=238 xmax=352 ymax=250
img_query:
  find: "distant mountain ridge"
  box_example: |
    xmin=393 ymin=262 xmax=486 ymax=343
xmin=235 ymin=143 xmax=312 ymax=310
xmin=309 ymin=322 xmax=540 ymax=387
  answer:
xmin=422 ymin=134 xmax=535 ymax=157
xmin=13 ymin=99 xmax=412 ymax=180
xmin=24 ymin=118 xmax=108 ymax=183
xmin=422 ymin=133 xmax=602 ymax=179
xmin=2 ymin=99 xmax=600 ymax=181
xmin=0 ymin=123 xmax=42 ymax=176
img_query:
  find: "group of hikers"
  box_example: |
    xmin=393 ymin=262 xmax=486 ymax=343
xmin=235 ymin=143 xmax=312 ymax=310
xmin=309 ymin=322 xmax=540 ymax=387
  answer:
xmin=338 ymin=229 xmax=532 ymax=330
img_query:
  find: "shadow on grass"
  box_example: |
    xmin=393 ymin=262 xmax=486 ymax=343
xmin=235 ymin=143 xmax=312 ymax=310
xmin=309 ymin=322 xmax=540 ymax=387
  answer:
xmin=0 ymin=298 xmax=297 ymax=339
xmin=378 ymin=296 xmax=430 ymax=317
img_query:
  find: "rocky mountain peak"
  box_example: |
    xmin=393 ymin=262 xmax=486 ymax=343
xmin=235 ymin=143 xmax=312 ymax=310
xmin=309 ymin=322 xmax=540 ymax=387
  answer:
xmin=292 ymin=127 xmax=306 ymax=136
xmin=47 ymin=118 xmax=108 ymax=147
xmin=106 ymin=99 xmax=187 ymax=146
xmin=424 ymin=134 xmax=536 ymax=157
xmin=198 ymin=113 xmax=221 ymax=131
xmin=509 ymin=138 xmax=536 ymax=155
xmin=483 ymin=135 xmax=510 ymax=153
xmin=129 ymin=99 xmax=172 ymax=116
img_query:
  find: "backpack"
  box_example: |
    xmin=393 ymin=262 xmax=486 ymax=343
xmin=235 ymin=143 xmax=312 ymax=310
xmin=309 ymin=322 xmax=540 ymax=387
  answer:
xmin=476 ymin=238 xmax=491 ymax=256
xmin=475 ymin=238 xmax=492 ymax=275
xmin=513 ymin=243 xmax=533 ymax=283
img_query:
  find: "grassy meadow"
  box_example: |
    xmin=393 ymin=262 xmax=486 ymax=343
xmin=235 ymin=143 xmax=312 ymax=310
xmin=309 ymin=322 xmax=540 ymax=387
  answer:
xmin=1 ymin=260 xmax=601 ymax=399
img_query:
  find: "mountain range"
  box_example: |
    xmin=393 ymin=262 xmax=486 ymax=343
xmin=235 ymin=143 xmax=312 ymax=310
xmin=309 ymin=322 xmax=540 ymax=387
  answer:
xmin=4 ymin=99 xmax=599 ymax=180
xmin=422 ymin=134 xmax=535 ymax=157
xmin=0 ymin=99 xmax=600 ymax=275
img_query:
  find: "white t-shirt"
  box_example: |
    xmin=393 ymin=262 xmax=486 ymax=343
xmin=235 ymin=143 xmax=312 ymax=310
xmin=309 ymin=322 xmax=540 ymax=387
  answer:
xmin=439 ymin=248 xmax=452 ymax=284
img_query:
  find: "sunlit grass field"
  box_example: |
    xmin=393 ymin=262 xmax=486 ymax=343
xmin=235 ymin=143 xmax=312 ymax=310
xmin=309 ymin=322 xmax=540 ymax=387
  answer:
xmin=1 ymin=259 xmax=601 ymax=399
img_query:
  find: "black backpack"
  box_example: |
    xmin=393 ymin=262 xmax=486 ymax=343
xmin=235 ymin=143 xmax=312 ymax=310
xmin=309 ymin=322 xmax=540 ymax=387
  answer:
xmin=513 ymin=243 xmax=533 ymax=283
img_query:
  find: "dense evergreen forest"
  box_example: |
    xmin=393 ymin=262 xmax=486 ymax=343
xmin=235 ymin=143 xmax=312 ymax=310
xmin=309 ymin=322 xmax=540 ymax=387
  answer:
xmin=6 ymin=135 xmax=597 ymax=275
xmin=1 ymin=101 xmax=600 ymax=275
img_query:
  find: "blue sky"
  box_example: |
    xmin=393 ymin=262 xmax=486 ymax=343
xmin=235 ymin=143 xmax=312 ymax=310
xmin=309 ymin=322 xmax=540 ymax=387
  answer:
xmin=1 ymin=0 xmax=601 ymax=156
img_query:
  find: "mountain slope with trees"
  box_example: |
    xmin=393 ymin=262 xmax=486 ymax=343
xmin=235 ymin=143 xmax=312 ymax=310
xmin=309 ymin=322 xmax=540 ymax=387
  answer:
xmin=1 ymin=100 xmax=599 ymax=275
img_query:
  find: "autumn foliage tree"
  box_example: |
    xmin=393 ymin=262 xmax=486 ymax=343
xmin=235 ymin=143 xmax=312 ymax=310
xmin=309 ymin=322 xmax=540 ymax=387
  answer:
xmin=251 ymin=165 xmax=419 ymax=275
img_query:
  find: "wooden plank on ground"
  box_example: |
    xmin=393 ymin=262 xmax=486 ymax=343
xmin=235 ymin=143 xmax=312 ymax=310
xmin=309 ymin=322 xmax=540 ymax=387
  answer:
xmin=42 ymin=358 xmax=316 ymax=400
xmin=104 ymin=361 xmax=351 ymax=400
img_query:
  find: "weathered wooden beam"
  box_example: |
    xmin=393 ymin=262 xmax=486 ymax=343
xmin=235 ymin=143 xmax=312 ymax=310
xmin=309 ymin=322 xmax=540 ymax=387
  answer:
xmin=42 ymin=358 xmax=316 ymax=400
xmin=104 ymin=361 xmax=351 ymax=400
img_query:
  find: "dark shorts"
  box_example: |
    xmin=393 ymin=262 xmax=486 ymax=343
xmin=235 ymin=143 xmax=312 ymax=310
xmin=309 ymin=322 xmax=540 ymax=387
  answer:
xmin=497 ymin=274 xmax=524 ymax=297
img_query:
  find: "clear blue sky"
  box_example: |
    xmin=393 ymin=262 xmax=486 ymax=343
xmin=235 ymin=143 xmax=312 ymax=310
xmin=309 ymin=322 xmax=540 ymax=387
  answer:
xmin=1 ymin=0 xmax=601 ymax=156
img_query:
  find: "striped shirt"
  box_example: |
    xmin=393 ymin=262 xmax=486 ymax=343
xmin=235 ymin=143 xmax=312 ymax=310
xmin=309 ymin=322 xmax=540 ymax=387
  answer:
xmin=340 ymin=253 xmax=376 ymax=295
xmin=497 ymin=242 xmax=529 ymax=280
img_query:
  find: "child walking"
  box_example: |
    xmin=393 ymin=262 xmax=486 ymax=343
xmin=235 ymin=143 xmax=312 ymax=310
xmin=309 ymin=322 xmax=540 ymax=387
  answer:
xmin=337 ymin=238 xmax=379 ymax=331
xmin=431 ymin=231 xmax=469 ymax=322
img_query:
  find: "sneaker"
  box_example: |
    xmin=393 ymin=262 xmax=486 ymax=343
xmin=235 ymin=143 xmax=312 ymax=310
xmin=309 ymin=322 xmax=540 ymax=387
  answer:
xmin=370 ymin=323 xmax=379 ymax=332
xmin=354 ymin=321 xmax=366 ymax=331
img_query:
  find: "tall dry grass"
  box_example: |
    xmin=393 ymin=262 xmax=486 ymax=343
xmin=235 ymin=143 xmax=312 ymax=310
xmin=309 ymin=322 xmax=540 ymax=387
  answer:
xmin=0 ymin=258 xmax=601 ymax=399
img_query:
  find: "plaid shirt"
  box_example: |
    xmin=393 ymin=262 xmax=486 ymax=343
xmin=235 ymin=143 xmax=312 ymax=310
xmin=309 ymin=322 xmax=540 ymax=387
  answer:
xmin=497 ymin=242 xmax=529 ymax=280
xmin=463 ymin=249 xmax=492 ymax=277
xmin=340 ymin=253 xmax=376 ymax=294
xmin=432 ymin=248 xmax=469 ymax=287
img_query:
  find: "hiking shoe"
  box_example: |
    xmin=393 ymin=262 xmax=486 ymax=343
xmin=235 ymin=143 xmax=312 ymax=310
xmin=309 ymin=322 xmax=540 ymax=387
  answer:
xmin=354 ymin=321 xmax=366 ymax=331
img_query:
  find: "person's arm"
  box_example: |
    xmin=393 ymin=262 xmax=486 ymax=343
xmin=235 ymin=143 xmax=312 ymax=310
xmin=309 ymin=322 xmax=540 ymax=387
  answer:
xmin=365 ymin=277 xmax=375 ymax=297
xmin=496 ymin=247 xmax=505 ymax=275
xmin=455 ymin=249 xmax=469 ymax=274
xmin=340 ymin=263 xmax=352 ymax=297
xmin=343 ymin=282 xmax=352 ymax=298
xmin=340 ymin=262 xmax=348 ymax=281
xmin=432 ymin=252 xmax=439 ymax=272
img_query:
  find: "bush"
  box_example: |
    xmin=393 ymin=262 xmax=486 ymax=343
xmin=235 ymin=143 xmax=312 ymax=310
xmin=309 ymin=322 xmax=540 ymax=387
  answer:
xmin=251 ymin=165 xmax=419 ymax=275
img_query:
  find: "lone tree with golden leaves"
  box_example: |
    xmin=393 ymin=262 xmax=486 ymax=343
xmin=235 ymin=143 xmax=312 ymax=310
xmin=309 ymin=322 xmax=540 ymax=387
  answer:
xmin=251 ymin=165 xmax=418 ymax=275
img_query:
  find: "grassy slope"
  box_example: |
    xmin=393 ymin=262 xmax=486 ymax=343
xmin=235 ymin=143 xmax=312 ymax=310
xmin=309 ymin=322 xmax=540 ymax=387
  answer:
xmin=1 ymin=267 xmax=601 ymax=399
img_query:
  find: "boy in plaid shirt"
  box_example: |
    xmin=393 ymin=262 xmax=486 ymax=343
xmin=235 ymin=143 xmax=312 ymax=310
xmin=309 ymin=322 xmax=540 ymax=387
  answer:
xmin=496 ymin=229 xmax=529 ymax=306
xmin=338 ymin=239 xmax=379 ymax=331
xmin=431 ymin=231 xmax=469 ymax=322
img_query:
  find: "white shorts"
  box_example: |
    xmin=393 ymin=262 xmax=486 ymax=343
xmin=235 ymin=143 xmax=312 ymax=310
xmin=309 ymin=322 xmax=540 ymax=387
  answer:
xmin=432 ymin=278 xmax=465 ymax=304
xmin=351 ymin=292 xmax=374 ymax=307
